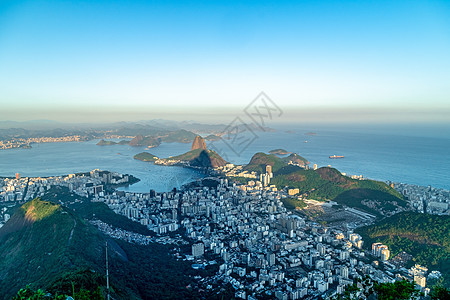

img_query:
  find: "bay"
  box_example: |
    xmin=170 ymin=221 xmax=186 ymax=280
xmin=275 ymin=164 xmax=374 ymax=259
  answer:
xmin=0 ymin=140 xmax=205 ymax=193
xmin=0 ymin=126 xmax=449 ymax=192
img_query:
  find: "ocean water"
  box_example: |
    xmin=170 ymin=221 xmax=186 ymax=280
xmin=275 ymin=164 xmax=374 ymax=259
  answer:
xmin=0 ymin=126 xmax=449 ymax=191
xmin=0 ymin=140 xmax=205 ymax=193
xmin=207 ymin=125 xmax=450 ymax=190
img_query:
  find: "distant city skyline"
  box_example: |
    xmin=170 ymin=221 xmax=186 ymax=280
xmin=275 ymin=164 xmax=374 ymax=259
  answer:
xmin=1 ymin=0 xmax=449 ymax=123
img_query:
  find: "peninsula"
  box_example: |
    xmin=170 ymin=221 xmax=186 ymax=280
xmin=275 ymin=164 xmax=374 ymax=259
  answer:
xmin=134 ymin=135 xmax=227 ymax=168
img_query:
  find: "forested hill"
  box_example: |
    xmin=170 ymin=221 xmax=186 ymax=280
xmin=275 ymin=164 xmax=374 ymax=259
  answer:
xmin=244 ymin=152 xmax=309 ymax=173
xmin=357 ymin=212 xmax=450 ymax=287
xmin=0 ymin=196 xmax=221 ymax=299
xmin=0 ymin=199 xmax=117 ymax=298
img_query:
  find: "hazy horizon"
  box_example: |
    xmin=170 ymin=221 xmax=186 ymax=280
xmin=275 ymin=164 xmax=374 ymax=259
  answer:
xmin=1 ymin=0 xmax=450 ymax=125
xmin=1 ymin=105 xmax=450 ymax=125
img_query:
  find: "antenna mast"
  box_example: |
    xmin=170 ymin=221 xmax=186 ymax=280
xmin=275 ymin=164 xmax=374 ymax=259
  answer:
xmin=106 ymin=241 xmax=110 ymax=300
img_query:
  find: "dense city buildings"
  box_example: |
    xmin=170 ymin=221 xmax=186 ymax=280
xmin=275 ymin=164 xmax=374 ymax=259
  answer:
xmin=1 ymin=165 xmax=445 ymax=298
xmin=392 ymin=182 xmax=450 ymax=215
xmin=0 ymin=135 xmax=88 ymax=149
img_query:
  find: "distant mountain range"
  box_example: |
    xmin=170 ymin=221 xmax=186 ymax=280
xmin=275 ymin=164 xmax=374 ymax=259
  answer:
xmin=0 ymin=119 xmax=274 ymax=136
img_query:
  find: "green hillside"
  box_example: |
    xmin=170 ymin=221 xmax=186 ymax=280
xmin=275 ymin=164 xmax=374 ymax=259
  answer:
xmin=1 ymin=195 xmax=222 ymax=299
xmin=244 ymin=152 xmax=288 ymax=173
xmin=242 ymin=153 xmax=403 ymax=215
xmin=22 ymin=198 xmax=61 ymax=221
xmin=356 ymin=212 xmax=450 ymax=287
xmin=171 ymin=148 xmax=204 ymax=160
xmin=244 ymin=152 xmax=309 ymax=174
xmin=0 ymin=199 xmax=121 ymax=298
xmin=271 ymin=166 xmax=404 ymax=216
xmin=283 ymin=153 xmax=309 ymax=166
xmin=41 ymin=185 xmax=153 ymax=236
xmin=133 ymin=152 xmax=159 ymax=162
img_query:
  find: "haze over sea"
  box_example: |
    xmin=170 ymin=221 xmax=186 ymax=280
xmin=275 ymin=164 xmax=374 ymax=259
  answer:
xmin=0 ymin=125 xmax=449 ymax=192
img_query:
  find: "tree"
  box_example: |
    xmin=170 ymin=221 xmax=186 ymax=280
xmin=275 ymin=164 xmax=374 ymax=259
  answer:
xmin=430 ymin=286 xmax=450 ymax=300
xmin=13 ymin=284 xmax=104 ymax=300
xmin=332 ymin=278 xmax=422 ymax=300
xmin=373 ymin=279 xmax=422 ymax=300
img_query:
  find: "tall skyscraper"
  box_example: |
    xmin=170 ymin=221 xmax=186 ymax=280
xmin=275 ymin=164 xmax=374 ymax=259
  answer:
xmin=381 ymin=249 xmax=390 ymax=261
xmin=372 ymin=243 xmax=389 ymax=260
xmin=266 ymin=165 xmax=272 ymax=176
xmin=372 ymin=243 xmax=382 ymax=256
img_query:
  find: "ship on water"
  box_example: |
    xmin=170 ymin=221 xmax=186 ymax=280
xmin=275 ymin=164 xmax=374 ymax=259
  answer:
xmin=329 ymin=155 xmax=344 ymax=159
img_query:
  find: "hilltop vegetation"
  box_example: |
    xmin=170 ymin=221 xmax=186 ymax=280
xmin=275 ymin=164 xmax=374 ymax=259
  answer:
xmin=331 ymin=277 xmax=423 ymax=300
xmin=272 ymin=166 xmax=404 ymax=216
xmin=244 ymin=152 xmax=287 ymax=173
xmin=284 ymin=153 xmax=309 ymax=166
xmin=244 ymin=152 xmax=309 ymax=173
xmin=22 ymin=199 xmax=61 ymax=221
xmin=356 ymin=212 xmax=450 ymax=286
xmin=242 ymin=152 xmax=404 ymax=216
xmin=0 ymin=199 xmax=116 ymax=298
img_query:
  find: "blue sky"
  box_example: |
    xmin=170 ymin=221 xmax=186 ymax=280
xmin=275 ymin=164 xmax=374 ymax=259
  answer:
xmin=0 ymin=0 xmax=449 ymax=123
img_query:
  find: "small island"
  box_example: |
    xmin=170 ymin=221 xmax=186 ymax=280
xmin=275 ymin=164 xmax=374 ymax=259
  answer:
xmin=97 ymin=139 xmax=117 ymax=146
xmin=269 ymin=149 xmax=292 ymax=155
xmin=133 ymin=152 xmax=159 ymax=162
xmin=96 ymin=139 xmax=130 ymax=146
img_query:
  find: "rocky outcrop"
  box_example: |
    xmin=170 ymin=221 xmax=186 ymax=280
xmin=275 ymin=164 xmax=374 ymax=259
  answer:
xmin=191 ymin=135 xmax=207 ymax=151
